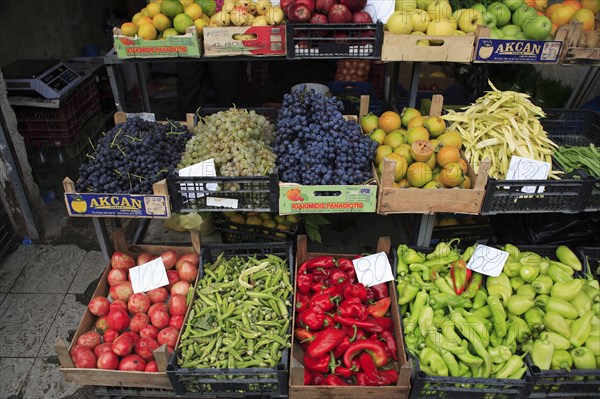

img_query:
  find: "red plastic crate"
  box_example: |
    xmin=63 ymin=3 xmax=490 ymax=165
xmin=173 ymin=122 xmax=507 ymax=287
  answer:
xmin=14 ymin=78 xmax=100 ymax=144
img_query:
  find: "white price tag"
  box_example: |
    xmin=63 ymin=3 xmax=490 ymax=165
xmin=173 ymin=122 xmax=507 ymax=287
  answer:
xmin=206 ymin=197 xmax=239 ymax=209
xmin=505 ymin=156 xmax=550 ymax=194
xmin=466 ymin=245 xmax=509 ymax=277
xmin=365 ymin=0 xmax=396 ymax=24
xmin=129 ymin=258 xmax=169 ymax=293
xmin=125 ymin=112 xmax=156 ymax=122
xmin=178 ymin=158 xmax=219 ymax=199
xmin=352 ymin=252 xmax=394 ymax=287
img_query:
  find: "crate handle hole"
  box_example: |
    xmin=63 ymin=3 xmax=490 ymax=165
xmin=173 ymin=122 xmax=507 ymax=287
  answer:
xmin=232 ymin=33 xmax=257 ymax=41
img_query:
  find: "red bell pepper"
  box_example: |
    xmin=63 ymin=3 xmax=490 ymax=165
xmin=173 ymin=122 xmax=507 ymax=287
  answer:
xmin=295 ymin=293 xmax=310 ymax=313
xmin=312 ymin=268 xmax=331 ymax=283
xmin=306 ymin=326 xmax=345 ymax=358
xmin=297 ymin=273 xmax=314 ymax=294
xmin=370 ymin=316 xmax=393 ymax=332
xmin=368 ymin=297 xmax=392 ymax=318
xmin=295 ymin=328 xmax=316 ymax=343
xmin=380 ymin=330 xmax=398 ymax=361
xmin=331 ymin=365 xmax=354 ymax=379
xmin=450 ymin=259 xmax=472 ymax=295
xmin=298 ymin=306 xmax=325 ymax=330
xmin=304 ymin=369 xmax=314 ymax=385
xmin=356 ymin=371 xmax=378 ymax=386
xmin=342 ymin=283 xmax=369 ymax=302
xmin=355 ymin=328 xmax=367 ymax=341
xmin=337 ymin=258 xmax=357 ymax=282
xmin=333 ymin=314 xmax=384 ymax=333
xmin=312 ymin=373 xmax=325 ymax=385
xmin=330 ymin=268 xmax=348 ymax=286
xmin=370 ymin=282 xmax=389 ymax=300
xmin=343 ymin=339 xmax=389 ymax=368
xmin=358 ymin=352 xmax=378 ymax=379
xmin=338 ymin=297 xmax=369 ymax=320
xmin=333 ymin=336 xmax=352 ymax=358
xmin=310 ymin=282 xmax=329 ymax=292
xmin=323 ymin=374 xmax=350 ymax=386
xmin=306 ymin=256 xmax=336 ymax=269
xmin=304 ymin=353 xmax=330 ymax=373
xmin=380 ymin=369 xmax=398 ymax=384
xmin=323 ymin=313 xmax=334 ymax=328
xmin=310 ymin=292 xmax=340 ymax=312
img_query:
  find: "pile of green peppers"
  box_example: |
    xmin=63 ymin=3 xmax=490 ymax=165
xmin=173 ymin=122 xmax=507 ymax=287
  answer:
xmin=396 ymin=242 xmax=600 ymax=380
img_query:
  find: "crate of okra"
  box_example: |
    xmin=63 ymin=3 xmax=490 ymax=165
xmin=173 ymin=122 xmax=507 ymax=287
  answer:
xmin=167 ymin=242 xmax=294 ymax=397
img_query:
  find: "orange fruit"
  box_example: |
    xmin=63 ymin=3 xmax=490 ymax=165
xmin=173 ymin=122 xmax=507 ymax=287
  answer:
xmin=440 ymin=162 xmax=465 ymax=187
xmin=407 ymin=115 xmax=427 ymax=129
xmin=410 ymin=140 xmax=434 ymax=162
xmin=136 ymin=16 xmax=154 ymax=26
xmin=563 ymin=0 xmax=582 ymax=12
xmin=138 ymin=23 xmax=158 ymax=40
xmin=185 ymin=3 xmax=204 ymax=20
xmin=378 ymin=153 xmax=408 ymax=182
xmin=436 ymin=146 xmax=461 ymax=167
xmin=401 ymin=107 xmax=421 ymax=128
xmin=153 ymin=13 xmax=173 ymax=31
xmin=146 ymin=2 xmax=162 ymax=17
xmin=379 ymin=111 xmax=402 ymax=134
xmin=438 ymin=130 xmax=462 ymax=150
xmin=458 ymin=158 xmax=468 ymax=175
xmin=570 ymin=9 xmax=596 ymax=31
xmin=120 ymin=22 xmax=138 ymax=37
xmin=405 ymin=126 xmax=430 ymax=145
xmin=545 ymin=3 xmax=562 ymax=18
xmin=581 ymin=0 xmax=600 ymax=14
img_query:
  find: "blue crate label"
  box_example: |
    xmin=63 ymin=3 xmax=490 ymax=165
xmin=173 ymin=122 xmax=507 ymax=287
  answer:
xmin=178 ymin=159 xmax=218 ymax=199
xmin=475 ymin=39 xmax=562 ymax=62
xmin=129 ymin=258 xmax=169 ymax=293
xmin=353 ymin=252 xmax=394 ymax=287
xmin=506 ymin=156 xmax=550 ymax=193
xmin=65 ymin=193 xmax=170 ymax=217
xmin=466 ymin=245 xmax=509 ymax=277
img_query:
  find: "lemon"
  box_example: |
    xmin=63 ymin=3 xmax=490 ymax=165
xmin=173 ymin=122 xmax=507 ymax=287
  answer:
xmin=185 ymin=3 xmax=203 ymax=20
xmin=132 ymin=12 xmax=143 ymax=24
xmin=146 ymin=2 xmax=162 ymax=17
xmin=141 ymin=7 xmax=148 ymax=16
xmin=120 ymin=22 xmax=138 ymax=37
xmin=197 ymin=0 xmax=217 ymax=17
xmin=161 ymin=0 xmax=185 ymax=18
xmin=153 ymin=13 xmax=173 ymax=31
xmin=173 ymin=13 xmax=194 ymax=33
xmin=193 ymin=19 xmax=205 ymax=34
xmin=163 ymin=28 xmax=179 ymax=38
xmin=138 ymin=23 xmax=158 ymax=40
xmin=136 ymin=16 xmax=154 ymax=26
xmin=180 ymin=0 xmax=194 ymax=6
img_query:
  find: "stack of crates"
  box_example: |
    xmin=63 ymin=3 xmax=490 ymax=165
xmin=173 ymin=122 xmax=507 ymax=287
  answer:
xmin=0 ymin=200 xmax=19 ymax=262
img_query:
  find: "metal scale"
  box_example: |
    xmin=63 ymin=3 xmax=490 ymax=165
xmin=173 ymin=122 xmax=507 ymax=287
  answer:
xmin=3 ymin=59 xmax=82 ymax=99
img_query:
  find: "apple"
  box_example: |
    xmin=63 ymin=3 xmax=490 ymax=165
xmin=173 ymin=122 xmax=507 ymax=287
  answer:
xmin=338 ymin=0 xmax=367 ymax=13
xmin=328 ymin=4 xmax=352 ymax=23
xmin=427 ymin=0 xmax=452 ymax=21
xmin=386 ymin=12 xmax=413 ymax=34
xmin=501 ymin=24 xmax=522 ymax=37
xmin=452 ymin=9 xmax=463 ymax=21
xmin=482 ymin=11 xmax=497 ymax=28
xmin=487 ymin=2 xmax=511 ymax=27
xmin=472 ymin=3 xmax=487 ymax=13
xmin=503 ymin=0 xmax=524 ymax=12
xmin=490 ymin=27 xmax=505 ymax=38
xmin=522 ymin=14 xmax=552 ymax=40
xmin=426 ymin=19 xmax=454 ymax=35
xmin=411 ymin=9 xmax=431 ymax=32
xmin=395 ymin=0 xmax=418 ymax=13
xmin=514 ymin=31 xmax=527 ymax=39
xmin=416 ymin=0 xmax=436 ymax=10
xmin=570 ymin=9 xmax=595 ymax=32
xmin=447 ymin=16 xmax=457 ymax=29
xmin=315 ymin=0 xmax=336 ymax=15
xmin=458 ymin=9 xmax=485 ymax=33
xmin=352 ymin=11 xmax=373 ymax=23
xmin=512 ymin=5 xmax=537 ymax=27
xmin=287 ymin=3 xmax=312 ymax=23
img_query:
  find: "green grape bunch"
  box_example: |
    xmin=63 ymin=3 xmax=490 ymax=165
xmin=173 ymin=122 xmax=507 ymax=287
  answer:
xmin=178 ymin=108 xmax=276 ymax=177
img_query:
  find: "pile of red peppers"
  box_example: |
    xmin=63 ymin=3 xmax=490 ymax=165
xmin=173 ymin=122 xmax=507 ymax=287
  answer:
xmin=295 ymin=255 xmax=399 ymax=386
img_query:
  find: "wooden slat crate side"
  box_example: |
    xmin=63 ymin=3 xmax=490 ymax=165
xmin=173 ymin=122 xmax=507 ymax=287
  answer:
xmin=381 ymin=31 xmax=475 ymax=63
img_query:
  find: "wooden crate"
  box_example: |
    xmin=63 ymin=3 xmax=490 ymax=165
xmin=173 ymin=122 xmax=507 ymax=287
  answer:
xmin=55 ymin=230 xmax=198 ymax=389
xmin=381 ymin=31 xmax=474 ymax=62
xmin=559 ymin=21 xmax=600 ymax=65
xmin=289 ymin=235 xmax=412 ymax=399
xmin=375 ymin=95 xmax=490 ymax=215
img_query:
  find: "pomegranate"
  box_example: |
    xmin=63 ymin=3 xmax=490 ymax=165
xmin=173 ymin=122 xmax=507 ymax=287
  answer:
xmin=169 ymin=315 xmax=185 ymax=330
xmin=97 ymin=351 xmax=119 ymax=370
xmin=88 ymin=297 xmax=110 ymax=316
xmin=352 ymin=11 xmax=372 ymax=23
xmin=146 ymin=287 xmax=169 ymax=304
xmin=70 ymin=345 xmax=97 ymax=368
xmin=157 ymin=327 xmax=180 ymax=348
xmin=151 ymin=310 xmax=170 ymax=330
xmin=148 ymin=303 xmax=169 ymax=319
xmin=121 ymin=331 xmax=140 ymax=345
xmin=130 ymin=313 xmax=151 ymax=333
xmin=107 ymin=269 xmax=128 ymax=286
xmin=103 ymin=328 xmax=119 ymax=343
xmin=177 ymin=261 xmax=198 ymax=283
xmin=175 ymin=253 xmax=199 ymax=271
xmin=339 ymin=0 xmax=366 ymax=12
xmin=128 ymin=293 xmax=150 ymax=314
xmin=135 ymin=337 xmax=160 ymax=362
xmin=315 ymin=0 xmax=335 ymax=15
xmin=145 ymin=361 xmax=159 ymax=372
xmin=160 ymin=250 xmax=177 ymax=270
xmin=111 ymin=252 xmax=135 ymax=270
xmin=169 ymin=295 xmax=187 ymax=317
xmin=170 ymin=280 xmax=191 ymax=297
xmin=93 ymin=342 xmax=114 ymax=357
xmin=110 ymin=299 xmax=128 ymax=313
xmin=106 ymin=309 xmax=130 ymax=332
xmin=287 ymin=3 xmax=313 ymax=22
xmin=139 ymin=325 xmax=160 ymax=340
xmin=167 ymin=270 xmax=181 ymax=290
xmin=328 ymin=4 xmax=352 ymax=23
xmin=112 ymin=334 xmax=134 ymax=356
xmin=136 ymin=252 xmax=155 ymax=265
xmin=109 ymin=281 xmax=134 ymax=302
xmin=77 ymin=331 xmax=102 ymax=350
xmin=95 ymin=316 xmax=109 ymax=334
xmin=119 ymin=354 xmax=146 ymax=371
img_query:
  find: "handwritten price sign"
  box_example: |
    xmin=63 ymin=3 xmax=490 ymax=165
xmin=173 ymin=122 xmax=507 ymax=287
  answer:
xmin=506 ymin=156 xmax=550 ymax=194
xmin=352 ymin=252 xmax=394 ymax=287
xmin=129 ymin=257 xmax=169 ymax=293
xmin=466 ymin=245 xmax=509 ymax=277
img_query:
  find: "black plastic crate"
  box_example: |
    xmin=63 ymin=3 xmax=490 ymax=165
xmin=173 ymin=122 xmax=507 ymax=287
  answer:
xmin=286 ymin=22 xmax=383 ymax=59
xmin=167 ymin=242 xmax=293 ymax=398
xmin=408 ymin=355 xmax=533 ymax=399
xmin=167 ymin=174 xmax=279 ymax=213
xmin=578 ymin=246 xmax=600 ymax=278
xmin=213 ymin=217 xmax=299 ymax=244
xmin=481 ymin=109 xmax=600 ymax=215
xmin=526 ymin=355 xmax=600 ymax=398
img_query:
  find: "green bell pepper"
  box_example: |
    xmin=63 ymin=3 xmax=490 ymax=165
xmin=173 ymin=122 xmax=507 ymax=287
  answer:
xmin=473 ymin=305 xmax=492 ymax=319
xmin=398 ymin=278 xmax=420 ymax=306
xmin=418 ymin=305 xmax=434 ymax=337
xmin=570 ymin=291 xmax=592 ymax=317
xmin=571 ymin=347 xmax=596 ymax=369
xmin=531 ymin=338 xmax=554 ymax=370
xmin=543 ymin=311 xmax=571 ymax=338
xmin=539 ymin=260 xmax=550 ymax=275
xmin=516 ymin=284 xmax=536 ymax=299
xmin=551 ymin=279 xmax=583 ymax=302
xmin=472 ymin=289 xmax=488 ymax=310
xmin=462 ymin=244 xmax=477 ymax=262
xmin=495 ymin=354 xmax=525 ymax=379
xmin=510 ymin=276 xmax=526 ymax=292
xmin=551 ymin=349 xmax=573 ymax=371
xmin=534 ymin=294 xmax=550 ymax=308
xmin=420 ymin=347 xmax=449 ymax=376
xmin=520 ymin=252 xmax=541 ymax=266
xmin=426 ymin=239 xmax=460 ymax=260
xmin=438 ymin=348 xmax=462 ymax=377
xmin=486 ymin=273 xmax=512 ymax=305
xmin=503 ymin=261 xmax=523 ymax=278
xmin=532 ymin=275 xmax=553 ymax=295
xmin=507 ymin=294 xmax=535 ymax=316
xmin=547 ymin=263 xmax=574 ymax=283
xmin=404 ymin=290 xmax=428 ymax=334
xmin=507 ymin=313 xmax=532 ymax=343
xmin=540 ymin=331 xmax=571 ymax=350
xmin=463 ymin=312 xmax=491 ymax=347
xmin=450 ymin=309 xmax=491 ymax=378
xmin=503 ymin=244 xmax=520 ymax=262
xmin=545 ymin=297 xmax=579 ymax=320
xmin=487 ymin=295 xmax=507 ymax=340
xmin=524 ymin=307 xmax=545 ymax=331
xmin=585 ymin=332 xmax=600 ymax=356
xmin=582 ymin=283 xmax=600 ymax=303
xmin=519 ymin=264 xmax=540 ymax=283
xmin=488 ymin=345 xmax=512 ymax=364
xmin=569 ymin=310 xmax=593 ymax=348
xmin=555 ymin=245 xmax=582 ymax=271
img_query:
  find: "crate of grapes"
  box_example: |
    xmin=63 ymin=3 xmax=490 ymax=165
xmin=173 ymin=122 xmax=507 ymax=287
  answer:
xmin=63 ymin=112 xmax=194 ymax=218
xmin=168 ymin=107 xmax=282 ymax=213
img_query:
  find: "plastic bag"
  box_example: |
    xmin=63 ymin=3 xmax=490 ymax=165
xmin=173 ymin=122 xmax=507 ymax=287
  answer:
xmin=163 ymin=213 xmax=214 ymax=236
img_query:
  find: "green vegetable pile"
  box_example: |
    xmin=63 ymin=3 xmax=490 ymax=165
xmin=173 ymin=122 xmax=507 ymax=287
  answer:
xmin=177 ymin=252 xmax=293 ymax=373
xmin=553 ymin=144 xmax=600 ymax=178
xmin=397 ymin=241 xmax=599 ymax=379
